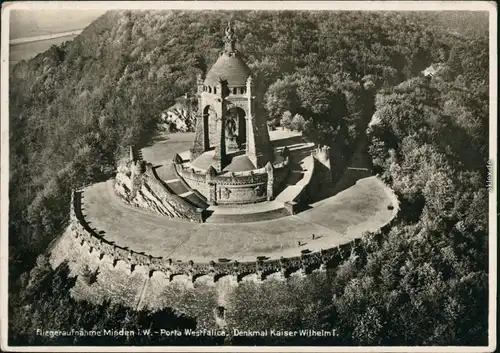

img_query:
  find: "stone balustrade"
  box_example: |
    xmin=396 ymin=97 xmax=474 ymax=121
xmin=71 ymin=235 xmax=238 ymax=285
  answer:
xmin=173 ymin=154 xmax=291 ymax=205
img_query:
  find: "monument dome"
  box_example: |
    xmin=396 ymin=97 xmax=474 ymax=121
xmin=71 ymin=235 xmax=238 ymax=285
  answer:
xmin=204 ymin=21 xmax=251 ymax=88
xmin=204 ymin=53 xmax=252 ymax=87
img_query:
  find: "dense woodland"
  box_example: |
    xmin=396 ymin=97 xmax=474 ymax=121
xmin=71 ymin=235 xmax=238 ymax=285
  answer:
xmin=9 ymin=10 xmax=489 ymax=345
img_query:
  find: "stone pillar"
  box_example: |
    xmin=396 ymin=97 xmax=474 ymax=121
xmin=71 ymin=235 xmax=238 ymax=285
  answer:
xmin=245 ymin=75 xmax=273 ymax=168
xmin=212 ymin=80 xmax=228 ymax=172
xmin=265 ymin=161 xmax=274 ymax=201
xmin=245 ymin=76 xmax=258 ymax=167
xmin=191 ymin=73 xmax=207 ymax=159
xmin=191 ymin=108 xmax=206 ymax=159
xmin=197 ymin=73 xmax=204 ymax=94
xmin=206 ymin=166 xmax=218 ymax=205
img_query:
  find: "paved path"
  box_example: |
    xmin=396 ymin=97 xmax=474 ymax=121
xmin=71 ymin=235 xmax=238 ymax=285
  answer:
xmin=82 ymin=175 xmax=396 ymax=263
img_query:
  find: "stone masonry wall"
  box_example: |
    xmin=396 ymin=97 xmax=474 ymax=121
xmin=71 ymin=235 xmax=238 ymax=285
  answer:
xmin=114 ymin=160 xmax=203 ymax=222
xmin=174 ymin=156 xmax=290 ymax=205
xmin=70 ymin=189 xmax=397 ymax=284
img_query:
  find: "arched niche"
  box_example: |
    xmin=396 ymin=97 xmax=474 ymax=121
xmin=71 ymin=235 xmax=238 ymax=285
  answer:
xmin=227 ymin=106 xmax=247 ymax=147
xmin=203 ymin=105 xmax=218 ymax=149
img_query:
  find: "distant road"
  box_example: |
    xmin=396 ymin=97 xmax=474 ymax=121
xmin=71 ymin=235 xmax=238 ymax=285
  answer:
xmin=10 ymin=29 xmax=84 ymax=45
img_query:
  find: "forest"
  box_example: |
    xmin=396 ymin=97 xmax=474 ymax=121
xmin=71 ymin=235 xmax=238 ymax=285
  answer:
xmin=8 ymin=10 xmax=490 ymax=346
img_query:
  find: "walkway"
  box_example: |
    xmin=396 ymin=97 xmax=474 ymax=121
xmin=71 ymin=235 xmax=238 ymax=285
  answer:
xmin=81 ymin=174 xmax=396 ymax=263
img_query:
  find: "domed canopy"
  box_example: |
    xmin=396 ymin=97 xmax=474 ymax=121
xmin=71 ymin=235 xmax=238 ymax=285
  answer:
xmin=203 ymin=21 xmax=252 ymax=87
xmin=204 ymin=53 xmax=252 ymax=87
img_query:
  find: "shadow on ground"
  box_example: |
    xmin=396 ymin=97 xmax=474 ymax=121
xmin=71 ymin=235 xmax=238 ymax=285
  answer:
xmin=311 ymin=168 xmax=374 ymax=203
xmin=143 ymin=133 xmax=171 ymax=148
xmin=270 ymin=135 xmax=306 ymax=148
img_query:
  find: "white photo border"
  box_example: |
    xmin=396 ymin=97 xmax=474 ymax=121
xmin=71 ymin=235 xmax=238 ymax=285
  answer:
xmin=0 ymin=1 xmax=497 ymax=352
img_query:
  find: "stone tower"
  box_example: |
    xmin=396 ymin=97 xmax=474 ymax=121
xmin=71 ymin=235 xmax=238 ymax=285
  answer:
xmin=190 ymin=21 xmax=273 ymax=172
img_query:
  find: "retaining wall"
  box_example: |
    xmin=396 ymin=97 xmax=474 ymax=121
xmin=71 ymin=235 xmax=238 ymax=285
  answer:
xmin=70 ymin=189 xmax=374 ymax=284
xmin=174 ymin=156 xmax=291 ymax=205
xmin=114 ymin=160 xmax=204 ymax=222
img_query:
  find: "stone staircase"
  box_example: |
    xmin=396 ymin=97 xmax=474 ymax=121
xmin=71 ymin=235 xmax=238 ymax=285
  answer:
xmin=141 ymin=147 xmax=209 ymax=211
xmin=162 ymin=174 xmax=209 ymax=210
xmin=275 ymin=153 xmax=313 ymax=205
xmin=204 ymin=202 xmax=289 ymax=224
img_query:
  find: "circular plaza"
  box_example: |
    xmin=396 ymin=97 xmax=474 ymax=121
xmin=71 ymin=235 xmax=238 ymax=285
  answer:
xmin=77 ymin=131 xmax=397 ymax=263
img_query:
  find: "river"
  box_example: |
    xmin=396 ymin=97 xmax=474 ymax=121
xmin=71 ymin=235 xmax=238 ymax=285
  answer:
xmin=9 ymin=9 xmax=105 ymax=70
xmin=9 ymin=33 xmax=81 ymax=70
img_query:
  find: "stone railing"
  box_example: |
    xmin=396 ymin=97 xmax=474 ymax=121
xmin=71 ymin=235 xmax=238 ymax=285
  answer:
xmin=70 ymin=189 xmax=370 ymax=283
xmin=175 ymin=161 xmax=288 ymax=186
xmin=173 ymin=163 xmax=207 ymax=184
xmin=174 ymin=155 xmax=291 ymax=205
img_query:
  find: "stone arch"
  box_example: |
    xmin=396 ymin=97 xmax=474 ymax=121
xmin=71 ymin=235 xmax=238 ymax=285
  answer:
xmin=227 ymin=106 xmax=246 ymax=147
xmin=192 ymin=272 xmax=207 ymax=282
xmin=213 ymin=272 xmax=230 ymax=282
xmin=236 ymin=271 xmax=253 ymax=282
xmin=216 ymin=306 xmax=225 ymax=319
xmin=203 ymin=105 xmax=217 ymax=149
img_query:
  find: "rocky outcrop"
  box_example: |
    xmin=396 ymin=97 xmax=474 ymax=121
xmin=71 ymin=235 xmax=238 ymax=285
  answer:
xmin=114 ymin=159 xmax=203 ymax=222
xmin=161 ymin=95 xmax=196 ymax=132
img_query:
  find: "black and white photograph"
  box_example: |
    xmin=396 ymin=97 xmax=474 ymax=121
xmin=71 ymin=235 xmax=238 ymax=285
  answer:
xmin=0 ymin=1 xmax=496 ymax=351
